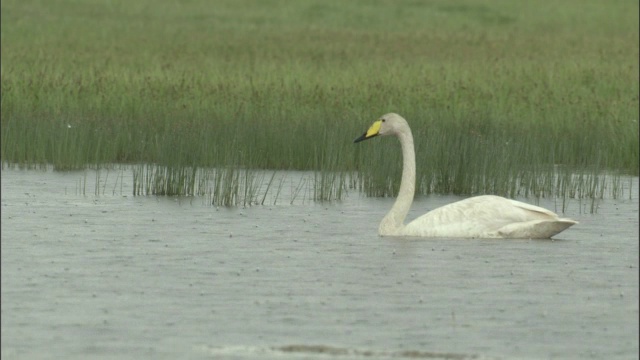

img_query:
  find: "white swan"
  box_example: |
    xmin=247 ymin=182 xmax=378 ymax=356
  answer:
xmin=354 ymin=113 xmax=578 ymax=239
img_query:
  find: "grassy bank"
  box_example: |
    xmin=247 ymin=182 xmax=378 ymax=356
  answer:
xmin=1 ymin=0 xmax=638 ymax=200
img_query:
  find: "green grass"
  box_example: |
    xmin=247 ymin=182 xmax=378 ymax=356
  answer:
xmin=1 ymin=0 xmax=638 ymax=201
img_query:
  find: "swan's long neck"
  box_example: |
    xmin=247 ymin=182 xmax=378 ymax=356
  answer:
xmin=380 ymin=127 xmax=415 ymax=235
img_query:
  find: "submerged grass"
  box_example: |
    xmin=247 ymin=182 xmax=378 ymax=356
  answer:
xmin=1 ymin=0 xmax=638 ymax=203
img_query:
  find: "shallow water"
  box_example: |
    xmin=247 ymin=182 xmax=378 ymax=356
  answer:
xmin=1 ymin=168 xmax=638 ymax=360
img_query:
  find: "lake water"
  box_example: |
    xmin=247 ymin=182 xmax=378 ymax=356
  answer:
xmin=1 ymin=167 xmax=638 ymax=360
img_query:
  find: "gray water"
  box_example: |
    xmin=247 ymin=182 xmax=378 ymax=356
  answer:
xmin=1 ymin=168 xmax=638 ymax=360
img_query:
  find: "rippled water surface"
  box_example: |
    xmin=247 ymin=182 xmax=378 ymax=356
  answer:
xmin=2 ymin=168 xmax=638 ymax=359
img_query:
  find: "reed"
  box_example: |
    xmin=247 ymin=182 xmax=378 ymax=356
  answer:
xmin=1 ymin=0 xmax=637 ymax=202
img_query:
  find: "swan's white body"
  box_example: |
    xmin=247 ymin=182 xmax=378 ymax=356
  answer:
xmin=354 ymin=113 xmax=577 ymax=239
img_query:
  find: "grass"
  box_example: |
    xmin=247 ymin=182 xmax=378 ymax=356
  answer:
xmin=1 ymin=0 xmax=638 ymax=203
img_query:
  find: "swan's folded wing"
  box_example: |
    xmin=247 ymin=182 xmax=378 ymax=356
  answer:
xmin=497 ymin=219 xmax=578 ymax=239
xmin=403 ymin=195 xmax=576 ymax=238
xmin=504 ymin=198 xmax=561 ymax=219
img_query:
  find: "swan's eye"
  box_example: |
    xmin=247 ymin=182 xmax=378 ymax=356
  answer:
xmin=381 ymin=119 xmax=386 ymax=122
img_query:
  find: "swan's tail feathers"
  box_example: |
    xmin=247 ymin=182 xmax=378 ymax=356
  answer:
xmin=498 ymin=219 xmax=578 ymax=239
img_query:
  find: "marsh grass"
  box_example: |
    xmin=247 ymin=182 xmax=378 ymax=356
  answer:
xmin=1 ymin=0 xmax=638 ymax=203
xmin=61 ymin=163 xmax=627 ymax=213
xmin=128 ymin=164 xmax=345 ymax=206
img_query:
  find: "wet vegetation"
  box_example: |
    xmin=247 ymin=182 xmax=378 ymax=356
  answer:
xmin=1 ymin=0 xmax=638 ymax=204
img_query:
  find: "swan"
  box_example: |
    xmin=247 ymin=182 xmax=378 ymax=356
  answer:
xmin=354 ymin=113 xmax=578 ymax=239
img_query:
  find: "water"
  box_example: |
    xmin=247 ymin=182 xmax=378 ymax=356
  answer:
xmin=1 ymin=167 xmax=638 ymax=360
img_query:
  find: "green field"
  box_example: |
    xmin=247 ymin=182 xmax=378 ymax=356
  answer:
xmin=1 ymin=0 xmax=638 ymax=200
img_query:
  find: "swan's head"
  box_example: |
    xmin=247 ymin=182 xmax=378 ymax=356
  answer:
xmin=354 ymin=113 xmax=409 ymax=143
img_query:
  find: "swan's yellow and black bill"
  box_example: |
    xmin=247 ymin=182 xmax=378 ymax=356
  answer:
xmin=354 ymin=120 xmax=382 ymax=143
